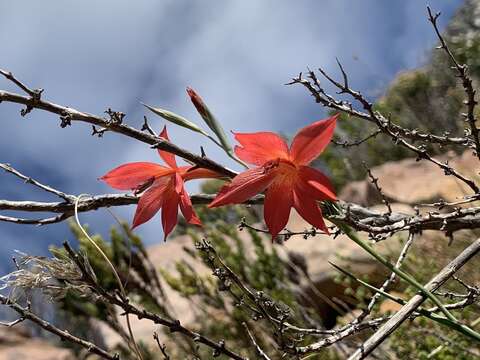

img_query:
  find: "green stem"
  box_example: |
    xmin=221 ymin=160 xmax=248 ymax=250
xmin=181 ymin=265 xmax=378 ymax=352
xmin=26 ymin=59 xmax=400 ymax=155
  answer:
xmin=331 ymin=262 xmax=480 ymax=342
xmin=206 ymin=134 xmax=248 ymax=169
xmin=332 ymin=220 xmax=457 ymax=323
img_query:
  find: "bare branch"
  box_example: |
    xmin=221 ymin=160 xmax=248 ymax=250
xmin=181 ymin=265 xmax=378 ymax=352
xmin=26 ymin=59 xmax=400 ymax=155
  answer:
xmin=363 ymin=164 xmax=392 ymax=214
xmin=348 ymin=237 xmax=480 ymax=360
xmin=242 ymin=322 xmax=272 ymax=360
xmin=0 ymin=83 xmax=236 ymax=178
xmin=427 ymin=6 xmax=480 ymax=159
xmin=0 ymin=163 xmax=73 ymax=201
xmin=0 ymin=294 xmax=118 ymax=360
xmin=287 ymin=73 xmax=472 ymax=147
xmin=332 ymin=129 xmax=381 ymax=148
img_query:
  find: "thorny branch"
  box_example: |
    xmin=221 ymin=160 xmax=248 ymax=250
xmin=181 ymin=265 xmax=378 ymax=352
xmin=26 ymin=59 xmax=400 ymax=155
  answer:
xmin=3 ymin=162 xmax=480 ymax=241
xmin=290 ymin=66 xmax=479 ymax=193
xmin=427 ymin=6 xmax=480 ymax=160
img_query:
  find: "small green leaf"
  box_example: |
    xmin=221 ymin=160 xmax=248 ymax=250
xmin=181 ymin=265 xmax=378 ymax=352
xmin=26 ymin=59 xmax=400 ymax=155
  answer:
xmin=142 ymin=102 xmax=209 ymax=136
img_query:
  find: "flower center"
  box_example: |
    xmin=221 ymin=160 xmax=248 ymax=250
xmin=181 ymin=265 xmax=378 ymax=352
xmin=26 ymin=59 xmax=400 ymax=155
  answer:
xmin=263 ymin=158 xmax=298 ymax=184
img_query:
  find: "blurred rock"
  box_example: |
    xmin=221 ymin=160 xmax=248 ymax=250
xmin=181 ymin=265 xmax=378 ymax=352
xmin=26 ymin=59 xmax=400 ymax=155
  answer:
xmin=0 ymin=325 xmax=73 ymax=360
xmin=340 ymin=150 xmax=480 ymax=206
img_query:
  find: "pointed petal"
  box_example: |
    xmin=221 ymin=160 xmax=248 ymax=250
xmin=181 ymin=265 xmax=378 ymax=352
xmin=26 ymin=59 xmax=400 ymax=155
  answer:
xmin=298 ymin=166 xmax=336 ymax=201
xmin=290 ymin=115 xmax=338 ymax=165
xmin=132 ymin=177 xmax=170 ymax=229
xmin=179 ymin=186 xmax=202 ymax=226
xmin=209 ymin=167 xmax=275 ymax=207
xmin=264 ymin=180 xmax=293 ymax=239
xmin=233 ymin=132 xmax=289 ymax=166
xmin=173 ymin=172 xmax=183 ymax=194
xmin=158 ymin=126 xmax=178 ymax=168
xmin=161 ymin=188 xmax=180 ymax=240
xmin=293 ymin=184 xmax=329 ymax=234
xmin=100 ymin=162 xmax=170 ymax=190
xmin=180 ymin=166 xmax=221 ymax=181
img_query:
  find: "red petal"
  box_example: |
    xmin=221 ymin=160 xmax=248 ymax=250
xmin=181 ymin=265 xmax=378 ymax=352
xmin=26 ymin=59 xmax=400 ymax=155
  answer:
xmin=208 ymin=167 xmax=275 ymax=207
xmin=293 ymin=184 xmax=329 ymax=234
xmin=290 ymin=115 xmax=338 ymax=165
xmin=100 ymin=162 xmax=170 ymax=190
xmin=298 ymin=166 xmax=336 ymax=201
xmin=233 ymin=132 xmax=289 ymax=166
xmin=179 ymin=186 xmax=202 ymax=226
xmin=132 ymin=177 xmax=170 ymax=229
xmin=158 ymin=126 xmax=178 ymax=169
xmin=264 ymin=180 xmax=293 ymax=239
xmin=173 ymin=172 xmax=183 ymax=194
xmin=161 ymin=187 xmax=180 ymax=240
xmin=180 ymin=166 xmax=221 ymax=181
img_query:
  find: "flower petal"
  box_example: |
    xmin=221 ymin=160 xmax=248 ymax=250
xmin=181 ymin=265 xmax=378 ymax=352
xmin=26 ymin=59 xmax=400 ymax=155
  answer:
xmin=100 ymin=162 xmax=170 ymax=190
xmin=180 ymin=166 xmax=221 ymax=181
xmin=293 ymin=183 xmax=329 ymax=234
xmin=173 ymin=172 xmax=183 ymax=194
xmin=298 ymin=166 xmax=336 ymax=201
xmin=158 ymin=126 xmax=178 ymax=169
xmin=132 ymin=177 xmax=171 ymax=229
xmin=161 ymin=187 xmax=180 ymax=240
xmin=233 ymin=132 xmax=289 ymax=166
xmin=209 ymin=167 xmax=275 ymax=207
xmin=179 ymin=187 xmax=202 ymax=226
xmin=264 ymin=180 xmax=293 ymax=239
xmin=290 ymin=115 xmax=338 ymax=165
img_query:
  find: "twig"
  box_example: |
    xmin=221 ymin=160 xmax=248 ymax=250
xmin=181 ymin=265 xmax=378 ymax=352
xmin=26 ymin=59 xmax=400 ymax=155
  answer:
xmin=0 ymin=317 xmax=25 ymax=327
xmin=348 ymin=238 xmax=480 ymax=360
xmin=242 ymin=322 xmax=272 ymax=360
xmin=0 ymin=294 xmax=118 ymax=360
xmin=153 ymin=332 xmax=170 ymax=360
xmin=0 ymin=163 xmax=73 ymax=201
xmin=0 ymin=69 xmax=42 ymax=98
xmin=141 ymin=115 xmax=158 ymax=137
xmin=427 ymin=6 xmax=480 ymax=159
xmin=363 ymin=164 xmax=392 ymax=214
xmin=356 ymin=231 xmax=415 ymax=323
xmin=332 ymin=129 xmax=381 ymax=148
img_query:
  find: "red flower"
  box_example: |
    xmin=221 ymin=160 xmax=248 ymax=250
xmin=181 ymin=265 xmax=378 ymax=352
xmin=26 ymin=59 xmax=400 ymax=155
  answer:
xmin=100 ymin=127 xmax=219 ymax=240
xmin=209 ymin=115 xmax=338 ymax=239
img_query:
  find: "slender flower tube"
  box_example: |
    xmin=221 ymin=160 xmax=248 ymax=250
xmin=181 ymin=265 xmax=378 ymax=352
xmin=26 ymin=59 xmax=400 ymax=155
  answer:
xmin=100 ymin=127 xmax=219 ymax=240
xmin=209 ymin=115 xmax=338 ymax=239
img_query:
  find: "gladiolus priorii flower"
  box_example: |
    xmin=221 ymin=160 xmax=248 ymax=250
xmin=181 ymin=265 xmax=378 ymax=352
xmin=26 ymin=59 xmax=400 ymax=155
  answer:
xmin=209 ymin=115 xmax=338 ymax=239
xmin=100 ymin=127 xmax=219 ymax=240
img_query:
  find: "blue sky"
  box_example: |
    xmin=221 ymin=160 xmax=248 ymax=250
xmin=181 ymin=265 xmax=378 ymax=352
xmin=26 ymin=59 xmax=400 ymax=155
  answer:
xmin=0 ymin=0 xmax=462 ymax=274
